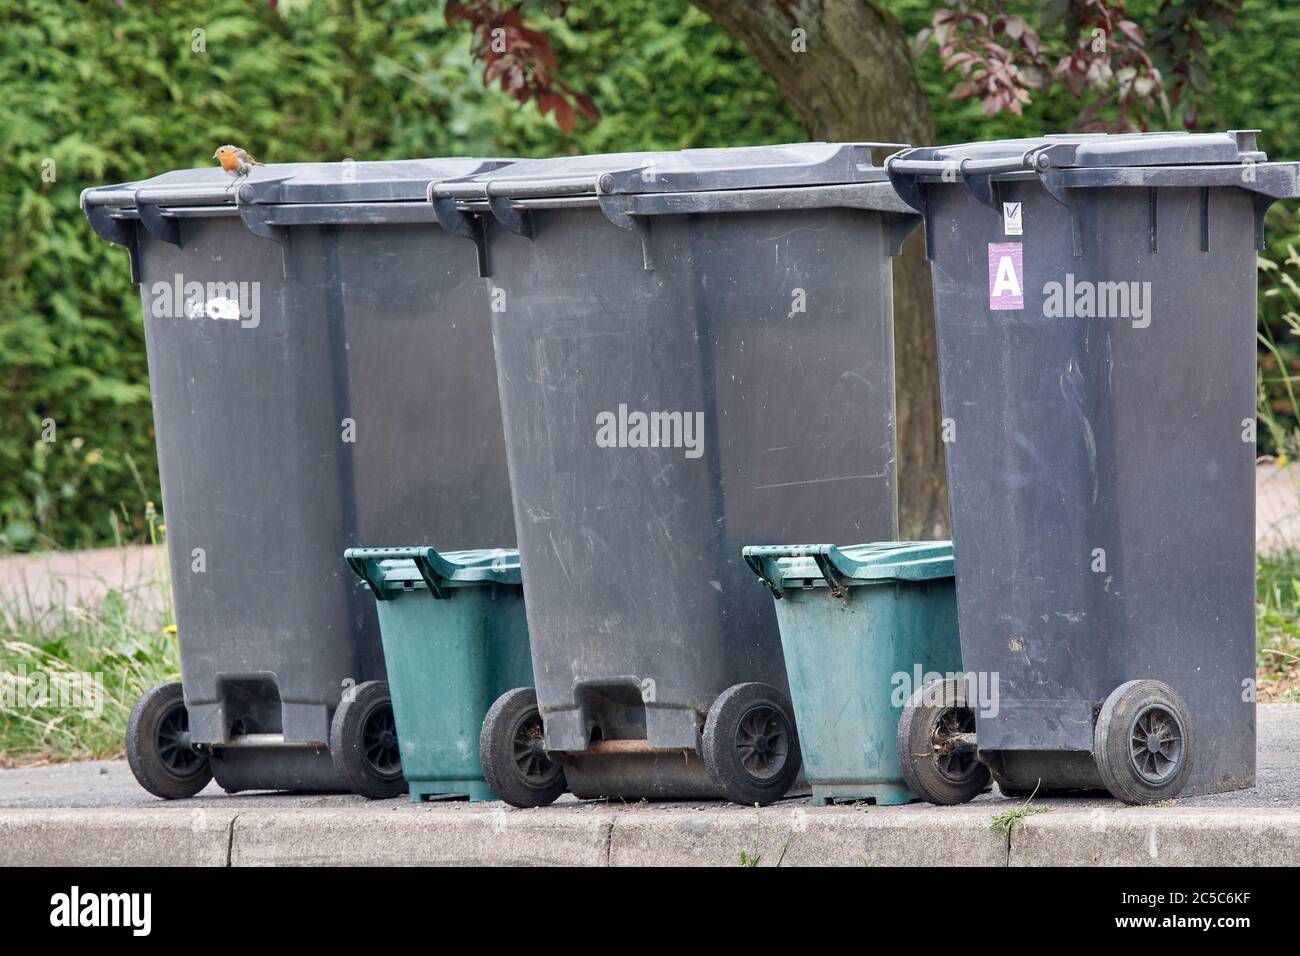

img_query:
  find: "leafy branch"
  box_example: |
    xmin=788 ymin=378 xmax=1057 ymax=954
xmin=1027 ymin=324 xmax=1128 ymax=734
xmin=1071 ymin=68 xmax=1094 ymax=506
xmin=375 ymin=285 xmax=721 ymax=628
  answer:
xmin=920 ymin=0 xmax=1243 ymax=132
xmin=444 ymin=0 xmax=598 ymax=134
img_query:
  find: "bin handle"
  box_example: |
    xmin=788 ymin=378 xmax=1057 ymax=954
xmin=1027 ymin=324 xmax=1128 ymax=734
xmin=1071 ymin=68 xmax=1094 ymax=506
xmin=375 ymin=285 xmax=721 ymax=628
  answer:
xmin=886 ymin=144 xmax=1071 ymax=258
xmin=742 ymin=544 xmax=854 ymax=600
xmin=883 ymin=148 xmax=1051 ymax=180
xmin=344 ymin=546 xmax=454 ymax=601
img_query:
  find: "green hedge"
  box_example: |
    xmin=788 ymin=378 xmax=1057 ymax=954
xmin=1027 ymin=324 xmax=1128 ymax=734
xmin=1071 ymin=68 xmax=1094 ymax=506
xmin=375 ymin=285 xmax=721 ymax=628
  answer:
xmin=0 ymin=0 xmax=800 ymax=549
xmin=2 ymin=0 xmax=1297 ymax=549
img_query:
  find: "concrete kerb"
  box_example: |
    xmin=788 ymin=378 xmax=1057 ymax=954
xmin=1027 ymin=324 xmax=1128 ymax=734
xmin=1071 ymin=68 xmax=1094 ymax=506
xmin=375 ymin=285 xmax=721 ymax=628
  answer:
xmin=0 ymin=808 xmax=237 ymax=867
xmin=1007 ymin=808 xmax=1300 ymax=867
xmin=1 ymin=801 xmax=1297 ymax=867
xmin=228 ymin=805 xmax=619 ymax=867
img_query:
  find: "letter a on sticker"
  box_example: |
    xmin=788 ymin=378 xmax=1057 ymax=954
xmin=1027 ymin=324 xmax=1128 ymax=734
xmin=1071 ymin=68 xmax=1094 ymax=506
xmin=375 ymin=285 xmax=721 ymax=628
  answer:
xmin=988 ymin=242 xmax=1024 ymax=311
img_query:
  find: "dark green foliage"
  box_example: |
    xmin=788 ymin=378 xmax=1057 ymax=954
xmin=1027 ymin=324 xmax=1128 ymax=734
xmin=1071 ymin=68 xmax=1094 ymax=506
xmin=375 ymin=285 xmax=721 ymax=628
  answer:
xmin=3 ymin=0 xmax=1298 ymax=548
xmin=0 ymin=0 xmax=801 ymax=549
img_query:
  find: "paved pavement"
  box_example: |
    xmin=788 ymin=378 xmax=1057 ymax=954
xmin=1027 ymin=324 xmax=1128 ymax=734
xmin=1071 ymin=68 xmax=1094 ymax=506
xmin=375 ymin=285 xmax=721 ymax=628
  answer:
xmin=0 ymin=706 xmax=1295 ymax=866
xmin=0 ymin=543 xmax=167 ymax=617
xmin=1258 ymin=462 xmax=1300 ymax=556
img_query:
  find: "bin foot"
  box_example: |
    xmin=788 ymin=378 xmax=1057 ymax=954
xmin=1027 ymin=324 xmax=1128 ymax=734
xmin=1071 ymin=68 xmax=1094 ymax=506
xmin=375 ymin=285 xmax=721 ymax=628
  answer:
xmin=407 ymin=779 xmax=496 ymax=802
xmin=465 ymin=780 xmax=496 ymax=802
xmin=811 ymin=783 xmax=915 ymax=807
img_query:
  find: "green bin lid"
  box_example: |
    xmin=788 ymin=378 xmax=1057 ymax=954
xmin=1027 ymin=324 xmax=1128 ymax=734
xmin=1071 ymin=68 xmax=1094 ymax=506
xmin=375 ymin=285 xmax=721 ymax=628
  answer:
xmin=743 ymin=541 xmax=954 ymax=594
xmin=344 ymin=546 xmax=521 ymax=598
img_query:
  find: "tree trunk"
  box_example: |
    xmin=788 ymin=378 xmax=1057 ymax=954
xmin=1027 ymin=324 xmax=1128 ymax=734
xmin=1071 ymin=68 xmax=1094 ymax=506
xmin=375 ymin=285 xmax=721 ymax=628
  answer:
xmin=691 ymin=0 xmax=949 ymax=538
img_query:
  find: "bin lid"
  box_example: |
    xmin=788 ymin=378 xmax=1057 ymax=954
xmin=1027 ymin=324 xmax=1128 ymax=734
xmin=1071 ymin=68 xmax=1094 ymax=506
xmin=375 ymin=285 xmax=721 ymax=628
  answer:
xmin=901 ymin=130 xmax=1266 ymax=170
xmin=82 ymin=158 xmax=507 ymax=211
xmin=344 ymin=546 xmax=521 ymax=596
xmin=743 ymin=541 xmax=954 ymax=593
xmin=438 ymin=142 xmax=899 ymax=200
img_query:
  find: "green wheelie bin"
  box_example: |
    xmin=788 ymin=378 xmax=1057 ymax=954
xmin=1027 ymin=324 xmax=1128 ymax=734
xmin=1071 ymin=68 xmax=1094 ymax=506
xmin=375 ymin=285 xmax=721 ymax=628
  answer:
xmin=345 ymin=547 xmax=556 ymax=804
xmin=743 ymin=542 xmax=975 ymax=805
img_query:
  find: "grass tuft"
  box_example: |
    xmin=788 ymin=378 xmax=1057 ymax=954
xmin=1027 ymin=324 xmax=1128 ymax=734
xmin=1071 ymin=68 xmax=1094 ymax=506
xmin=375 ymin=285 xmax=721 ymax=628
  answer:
xmin=1257 ymin=552 xmax=1300 ymax=703
xmin=0 ymin=549 xmax=178 ymax=766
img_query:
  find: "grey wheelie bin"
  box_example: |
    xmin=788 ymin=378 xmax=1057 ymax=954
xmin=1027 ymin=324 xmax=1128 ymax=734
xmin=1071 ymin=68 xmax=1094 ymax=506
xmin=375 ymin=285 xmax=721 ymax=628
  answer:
xmin=884 ymin=131 xmax=1300 ymax=804
xmin=431 ymin=143 xmax=920 ymax=805
xmin=82 ymin=158 xmax=517 ymax=799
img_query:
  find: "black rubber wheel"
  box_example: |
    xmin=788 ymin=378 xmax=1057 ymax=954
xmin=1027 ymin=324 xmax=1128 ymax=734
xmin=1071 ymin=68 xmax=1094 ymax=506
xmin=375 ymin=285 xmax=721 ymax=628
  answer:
xmin=703 ymin=682 xmax=802 ymax=806
xmin=1094 ymin=679 xmax=1194 ymax=805
xmin=479 ymin=687 xmax=566 ymax=808
xmin=896 ymin=678 xmax=990 ymax=805
xmin=329 ymin=680 xmax=405 ymax=799
xmin=125 ymin=682 xmax=212 ymax=799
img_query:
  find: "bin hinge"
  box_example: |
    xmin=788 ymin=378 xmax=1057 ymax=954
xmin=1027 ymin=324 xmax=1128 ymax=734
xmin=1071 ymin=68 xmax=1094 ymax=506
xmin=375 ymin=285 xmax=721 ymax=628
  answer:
xmin=958 ymin=157 xmax=1002 ymax=215
xmin=742 ymin=548 xmax=786 ymax=600
xmin=410 ymin=550 xmax=453 ymax=600
xmin=136 ymin=201 xmax=184 ymax=248
xmin=1038 ymin=167 xmax=1085 ymax=258
xmin=236 ymin=194 xmax=294 ymax=279
xmin=429 ymin=188 xmax=491 ymax=278
xmin=83 ymin=202 xmax=142 ymax=284
xmin=486 ymin=193 xmax=535 ymax=241
xmin=812 ymin=548 xmax=854 ymax=600
xmin=885 ymin=213 xmax=921 ymax=258
xmin=596 ymin=185 xmax=655 ymax=270
xmin=345 ymin=550 xmax=392 ymax=602
xmin=885 ymin=162 xmax=934 ymax=261
xmin=1251 ymin=191 xmax=1274 ymax=251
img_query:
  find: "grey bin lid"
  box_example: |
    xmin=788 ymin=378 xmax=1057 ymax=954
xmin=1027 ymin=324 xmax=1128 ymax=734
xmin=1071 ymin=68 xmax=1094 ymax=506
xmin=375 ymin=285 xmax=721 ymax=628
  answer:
xmin=81 ymin=157 xmax=509 ymax=212
xmin=907 ymin=131 xmax=1266 ymax=169
xmin=438 ymin=142 xmax=901 ymax=201
xmin=884 ymin=130 xmax=1300 ymax=256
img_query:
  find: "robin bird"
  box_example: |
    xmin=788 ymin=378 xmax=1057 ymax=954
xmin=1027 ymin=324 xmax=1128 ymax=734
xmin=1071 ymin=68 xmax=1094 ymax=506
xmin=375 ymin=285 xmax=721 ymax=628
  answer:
xmin=213 ymin=144 xmax=262 ymax=191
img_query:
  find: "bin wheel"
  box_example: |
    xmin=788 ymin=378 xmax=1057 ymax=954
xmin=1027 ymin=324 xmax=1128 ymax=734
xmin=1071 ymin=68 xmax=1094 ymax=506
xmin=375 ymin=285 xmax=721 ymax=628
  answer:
xmin=330 ymin=680 xmax=405 ymax=799
xmin=703 ymin=682 xmax=802 ymax=806
xmin=479 ymin=687 xmax=565 ymax=808
xmin=896 ymin=678 xmax=990 ymax=805
xmin=1094 ymin=679 xmax=1194 ymax=805
xmin=125 ymin=682 xmax=212 ymax=799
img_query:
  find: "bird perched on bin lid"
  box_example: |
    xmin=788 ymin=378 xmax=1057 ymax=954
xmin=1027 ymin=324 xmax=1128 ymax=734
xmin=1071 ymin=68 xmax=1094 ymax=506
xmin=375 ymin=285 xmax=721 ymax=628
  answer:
xmin=213 ymin=145 xmax=262 ymax=191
